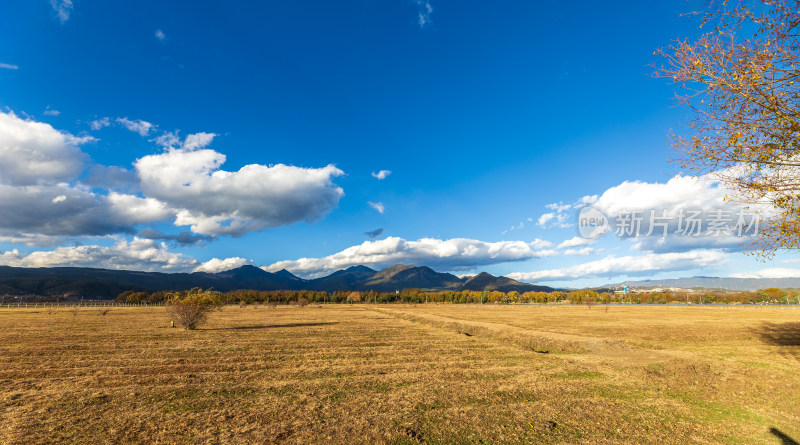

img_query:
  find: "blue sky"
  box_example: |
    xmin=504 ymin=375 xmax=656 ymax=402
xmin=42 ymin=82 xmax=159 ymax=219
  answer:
xmin=0 ymin=0 xmax=796 ymax=287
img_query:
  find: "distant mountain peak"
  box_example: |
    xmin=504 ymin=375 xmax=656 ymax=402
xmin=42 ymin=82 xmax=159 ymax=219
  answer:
xmin=273 ymin=269 xmax=302 ymax=280
xmin=223 ymin=265 xmax=269 ymax=276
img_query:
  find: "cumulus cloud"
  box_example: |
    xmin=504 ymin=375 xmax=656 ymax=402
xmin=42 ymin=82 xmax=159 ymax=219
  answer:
xmin=0 ymin=112 xmax=165 ymax=243
xmin=135 ymin=145 xmax=345 ymax=236
xmin=43 ymin=107 xmax=60 ymax=116
xmin=0 ymin=110 xmax=347 ymax=254
xmin=0 ymin=237 xmax=198 ymax=272
xmin=0 ymin=111 xmax=89 ymax=185
xmin=193 ymin=257 xmax=255 ymax=273
xmin=368 ymin=201 xmax=385 ymax=214
xmin=50 ymin=0 xmax=73 ymax=23
xmin=371 ymin=170 xmax=391 ymax=180
xmin=116 ymin=117 xmax=155 ymax=136
xmin=587 ymin=174 xmax=755 ymax=253
xmin=0 ymin=63 xmax=18 ymax=70
xmin=0 ymin=184 xmax=168 ymax=243
xmin=155 ymin=29 xmax=166 ymax=41
xmin=508 ymin=250 xmax=727 ymax=283
xmin=364 ymin=228 xmax=384 ymax=238
xmin=106 ymin=192 xmax=174 ymax=225
xmin=263 ymin=236 xmax=558 ymax=278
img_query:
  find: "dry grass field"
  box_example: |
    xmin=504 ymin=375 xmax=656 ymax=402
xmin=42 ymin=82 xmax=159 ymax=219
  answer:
xmin=1 ymin=304 xmax=798 ymax=444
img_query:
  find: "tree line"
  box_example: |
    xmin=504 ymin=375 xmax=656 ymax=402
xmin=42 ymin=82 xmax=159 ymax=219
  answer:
xmin=116 ymin=287 xmax=800 ymax=305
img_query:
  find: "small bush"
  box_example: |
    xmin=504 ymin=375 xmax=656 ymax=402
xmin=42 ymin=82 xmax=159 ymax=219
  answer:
xmin=166 ymin=288 xmax=224 ymax=330
xmin=297 ymin=297 xmax=309 ymax=308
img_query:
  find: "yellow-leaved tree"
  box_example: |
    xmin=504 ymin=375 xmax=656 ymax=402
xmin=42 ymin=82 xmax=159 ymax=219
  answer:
xmin=166 ymin=288 xmax=225 ymax=330
xmin=655 ymin=0 xmax=800 ymax=256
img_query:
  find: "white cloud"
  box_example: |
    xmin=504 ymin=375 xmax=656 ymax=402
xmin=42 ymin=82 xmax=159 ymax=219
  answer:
xmin=0 ymin=111 xmax=345 ymax=246
xmin=43 ymin=107 xmax=60 ymax=116
xmin=546 ymin=202 xmax=572 ymax=213
xmin=564 ymin=247 xmax=595 ymax=256
xmin=368 ymin=201 xmax=385 ymax=214
xmin=0 ymin=63 xmax=18 ymax=70
xmin=182 ymin=132 xmax=216 ymax=150
xmin=116 ymin=117 xmax=155 ymax=136
xmin=152 ymin=131 xmax=215 ymax=150
xmin=416 ymin=0 xmax=433 ymax=28
xmin=508 ymin=250 xmax=727 ymax=283
xmin=49 ymin=0 xmax=73 ymax=24
xmin=537 ymin=211 xmax=571 ymax=228
xmin=0 ymin=111 xmax=88 ymax=185
xmin=537 ymin=212 xmax=555 ymax=226
xmin=538 ymin=197 xmax=599 ymax=229
xmin=0 ymin=112 xmax=170 ymax=243
xmin=135 ymin=145 xmax=345 ymax=236
xmin=589 ymin=174 xmax=755 ymax=253
xmin=263 ymin=236 xmax=558 ymax=278
xmin=730 ymin=268 xmax=800 ymax=279
xmin=0 ymin=237 xmax=198 ymax=272
xmin=193 ymin=257 xmax=255 ymax=273
xmin=106 ymin=192 xmax=174 ymax=224
xmin=90 ymin=117 xmax=111 ymax=130
xmin=155 ymin=29 xmax=166 ymax=41
xmin=557 ymin=236 xmax=593 ymax=249
xmin=530 ymin=238 xmax=554 ymax=249
xmin=371 ymin=170 xmax=391 ymax=180
xmin=0 ymin=184 xmax=165 ymax=242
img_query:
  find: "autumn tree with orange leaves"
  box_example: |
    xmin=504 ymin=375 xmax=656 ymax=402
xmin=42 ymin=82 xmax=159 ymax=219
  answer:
xmin=655 ymin=0 xmax=800 ymax=256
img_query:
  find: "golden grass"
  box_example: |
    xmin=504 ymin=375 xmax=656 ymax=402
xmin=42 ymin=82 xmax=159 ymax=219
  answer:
xmin=0 ymin=304 xmax=798 ymax=444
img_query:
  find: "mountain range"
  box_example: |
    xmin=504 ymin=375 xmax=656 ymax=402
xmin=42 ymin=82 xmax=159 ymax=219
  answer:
xmin=0 ymin=264 xmax=554 ymax=299
xmin=604 ymin=276 xmax=800 ymax=291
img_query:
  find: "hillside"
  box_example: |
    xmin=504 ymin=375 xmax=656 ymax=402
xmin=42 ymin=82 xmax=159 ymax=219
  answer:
xmin=0 ymin=264 xmax=554 ymax=299
xmin=460 ymin=272 xmax=554 ymax=293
